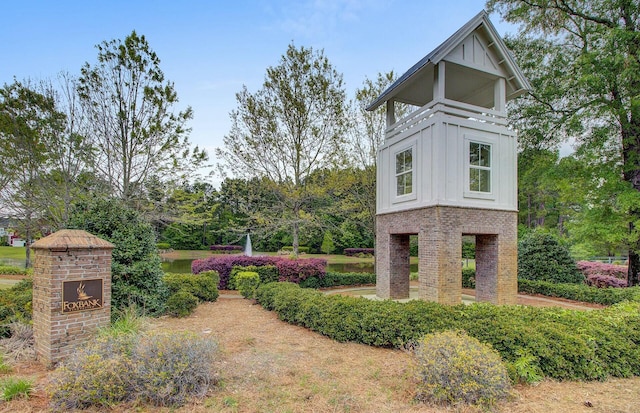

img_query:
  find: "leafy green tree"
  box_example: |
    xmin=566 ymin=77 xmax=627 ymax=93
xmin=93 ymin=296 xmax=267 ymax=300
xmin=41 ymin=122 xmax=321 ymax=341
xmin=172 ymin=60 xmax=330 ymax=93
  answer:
xmin=320 ymin=231 xmax=335 ymax=254
xmin=78 ymin=31 xmax=207 ymax=206
xmin=487 ymin=0 xmax=640 ymax=285
xmin=0 ymin=80 xmax=66 ymax=267
xmin=217 ymin=43 xmax=349 ymax=256
xmin=347 ymin=72 xmax=403 ymax=241
xmin=68 ymin=197 xmax=168 ymax=315
xmin=40 ymin=72 xmax=96 ymax=230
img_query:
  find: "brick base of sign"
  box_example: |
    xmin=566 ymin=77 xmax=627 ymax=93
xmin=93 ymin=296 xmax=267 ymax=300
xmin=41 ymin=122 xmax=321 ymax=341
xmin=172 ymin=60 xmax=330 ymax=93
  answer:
xmin=376 ymin=206 xmax=517 ymax=305
xmin=31 ymin=230 xmax=113 ymax=368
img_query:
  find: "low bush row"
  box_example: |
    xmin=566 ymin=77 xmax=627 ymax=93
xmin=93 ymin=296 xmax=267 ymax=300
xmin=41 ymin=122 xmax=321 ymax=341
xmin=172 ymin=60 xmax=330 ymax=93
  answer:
xmin=209 ymin=245 xmax=243 ymax=252
xmin=518 ymin=279 xmax=640 ymax=305
xmin=577 ymin=261 xmax=627 ymax=279
xmin=0 ymin=266 xmax=29 ymax=276
xmin=280 ymin=246 xmax=310 ymax=253
xmin=577 ymin=261 xmax=628 ymax=287
xmin=192 ymin=255 xmax=326 ymax=289
xmin=299 ymin=271 xmax=376 ymax=288
xmin=343 ymin=248 xmax=374 ymax=257
xmin=255 ymin=282 xmax=640 ymax=381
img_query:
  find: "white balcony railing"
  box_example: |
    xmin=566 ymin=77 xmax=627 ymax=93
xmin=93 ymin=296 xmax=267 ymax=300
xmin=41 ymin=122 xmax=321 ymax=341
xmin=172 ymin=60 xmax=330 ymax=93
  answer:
xmin=385 ymin=98 xmax=507 ymax=141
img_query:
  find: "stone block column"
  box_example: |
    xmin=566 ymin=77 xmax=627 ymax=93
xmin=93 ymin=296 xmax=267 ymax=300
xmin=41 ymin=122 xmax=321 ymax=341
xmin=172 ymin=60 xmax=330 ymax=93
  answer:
xmin=31 ymin=230 xmax=114 ymax=368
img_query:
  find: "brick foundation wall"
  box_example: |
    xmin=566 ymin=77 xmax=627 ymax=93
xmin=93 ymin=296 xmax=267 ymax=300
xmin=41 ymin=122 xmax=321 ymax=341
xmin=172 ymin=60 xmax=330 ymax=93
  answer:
xmin=376 ymin=206 xmax=517 ymax=305
xmin=31 ymin=230 xmax=113 ymax=368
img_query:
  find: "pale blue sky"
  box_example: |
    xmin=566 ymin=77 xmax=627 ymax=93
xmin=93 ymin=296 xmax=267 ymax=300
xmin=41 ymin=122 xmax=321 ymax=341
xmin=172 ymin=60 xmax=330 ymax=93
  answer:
xmin=1 ymin=0 xmax=516 ymax=181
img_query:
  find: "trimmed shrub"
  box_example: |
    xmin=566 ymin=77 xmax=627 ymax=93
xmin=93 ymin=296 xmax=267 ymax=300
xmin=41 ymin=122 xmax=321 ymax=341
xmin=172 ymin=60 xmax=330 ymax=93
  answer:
xmin=585 ymin=273 xmax=628 ymax=288
xmin=192 ymin=255 xmax=326 ymax=289
xmin=299 ymin=271 xmax=376 ymax=289
xmin=0 ymin=279 xmax=33 ymax=337
xmin=255 ymin=282 xmax=640 ymax=381
xmin=229 ymin=265 xmax=278 ymax=289
xmin=518 ymin=233 xmax=583 ymax=284
xmin=276 ymin=258 xmax=326 ymax=284
xmin=209 ymin=245 xmax=243 ymax=253
xmin=236 ymin=271 xmax=260 ymax=299
xmin=414 ymin=330 xmax=511 ymax=408
xmin=163 ymin=271 xmax=219 ymax=302
xmin=48 ymin=330 xmax=218 ymax=409
xmin=165 ymin=290 xmax=199 ymax=318
xmin=344 ymin=248 xmax=374 ymax=257
xmin=518 ymin=279 xmax=640 ymax=305
xmin=68 ymin=198 xmax=169 ymax=315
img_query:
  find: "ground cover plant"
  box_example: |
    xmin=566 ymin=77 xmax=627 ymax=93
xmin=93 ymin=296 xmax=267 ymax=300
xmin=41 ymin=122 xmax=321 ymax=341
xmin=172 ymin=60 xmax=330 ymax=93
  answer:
xmin=256 ymin=282 xmax=640 ymax=381
xmin=48 ymin=327 xmax=219 ymax=409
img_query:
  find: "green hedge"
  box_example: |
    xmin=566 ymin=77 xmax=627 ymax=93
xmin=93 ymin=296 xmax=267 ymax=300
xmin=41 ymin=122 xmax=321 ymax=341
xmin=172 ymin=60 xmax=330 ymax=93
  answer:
xmin=0 ymin=266 xmax=30 ymax=276
xmin=163 ymin=271 xmax=219 ymax=302
xmin=281 ymin=246 xmax=310 ymax=254
xmin=299 ymin=271 xmax=376 ymax=289
xmin=0 ymin=279 xmax=33 ymax=337
xmin=229 ymin=265 xmax=279 ymax=289
xmin=518 ymin=279 xmax=640 ymax=305
xmin=255 ymin=282 xmax=640 ymax=381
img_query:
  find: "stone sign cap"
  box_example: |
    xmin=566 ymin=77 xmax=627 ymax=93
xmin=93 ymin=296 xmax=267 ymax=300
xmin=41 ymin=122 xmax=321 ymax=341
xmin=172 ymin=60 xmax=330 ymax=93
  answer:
xmin=31 ymin=229 xmax=114 ymax=251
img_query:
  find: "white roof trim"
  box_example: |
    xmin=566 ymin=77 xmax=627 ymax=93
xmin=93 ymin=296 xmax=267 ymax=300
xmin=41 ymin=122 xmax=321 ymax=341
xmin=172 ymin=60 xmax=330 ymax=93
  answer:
xmin=366 ymin=10 xmax=531 ymax=111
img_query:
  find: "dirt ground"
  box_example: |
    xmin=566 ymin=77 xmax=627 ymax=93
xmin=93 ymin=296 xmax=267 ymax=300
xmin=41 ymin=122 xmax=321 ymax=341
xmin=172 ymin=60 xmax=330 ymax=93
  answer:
xmin=2 ymin=291 xmax=639 ymax=413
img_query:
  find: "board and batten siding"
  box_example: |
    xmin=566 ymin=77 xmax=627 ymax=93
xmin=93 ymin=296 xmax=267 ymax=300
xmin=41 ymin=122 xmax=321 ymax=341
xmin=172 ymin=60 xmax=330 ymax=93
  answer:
xmin=377 ymin=110 xmax=517 ymax=215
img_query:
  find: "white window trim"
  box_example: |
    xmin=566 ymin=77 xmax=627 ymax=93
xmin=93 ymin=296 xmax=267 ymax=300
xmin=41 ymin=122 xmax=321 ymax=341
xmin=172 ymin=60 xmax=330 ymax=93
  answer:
xmin=464 ymin=136 xmax=495 ymax=200
xmin=393 ymin=143 xmax=417 ymax=203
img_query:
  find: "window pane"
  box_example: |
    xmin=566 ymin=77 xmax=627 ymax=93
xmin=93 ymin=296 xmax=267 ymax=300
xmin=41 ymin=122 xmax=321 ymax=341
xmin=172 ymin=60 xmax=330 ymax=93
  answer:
xmin=404 ymin=150 xmax=412 ymax=171
xmin=479 ymin=144 xmax=491 ymax=167
xmin=469 ymin=142 xmax=480 ymax=165
xmin=479 ymin=169 xmax=490 ymax=192
xmin=469 ymin=168 xmax=479 ymax=191
xmin=396 ymin=152 xmax=404 ymax=174
xmin=405 ymin=173 xmax=412 ymax=194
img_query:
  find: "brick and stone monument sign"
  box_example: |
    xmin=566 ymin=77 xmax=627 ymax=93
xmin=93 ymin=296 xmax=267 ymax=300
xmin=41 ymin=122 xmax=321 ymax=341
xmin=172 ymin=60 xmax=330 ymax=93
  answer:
xmin=31 ymin=229 xmax=114 ymax=367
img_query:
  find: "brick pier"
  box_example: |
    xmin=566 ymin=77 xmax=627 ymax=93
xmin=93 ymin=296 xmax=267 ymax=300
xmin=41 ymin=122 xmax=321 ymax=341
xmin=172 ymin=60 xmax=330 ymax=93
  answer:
xmin=376 ymin=206 xmax=517 ymax=305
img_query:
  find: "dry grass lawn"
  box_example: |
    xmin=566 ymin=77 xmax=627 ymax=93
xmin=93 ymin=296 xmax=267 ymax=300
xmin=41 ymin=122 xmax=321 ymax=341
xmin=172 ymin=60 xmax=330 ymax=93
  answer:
xmin=2 ymin=292 xmax=640 ymax=412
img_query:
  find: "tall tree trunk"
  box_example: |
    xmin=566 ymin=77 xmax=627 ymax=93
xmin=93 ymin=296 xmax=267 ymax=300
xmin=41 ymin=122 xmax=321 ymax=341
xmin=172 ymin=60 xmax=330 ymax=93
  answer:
xmin=292 ymin=203 xmax=300 ymax=258
xmin=621 ymin=117 xmax=640 ymax=287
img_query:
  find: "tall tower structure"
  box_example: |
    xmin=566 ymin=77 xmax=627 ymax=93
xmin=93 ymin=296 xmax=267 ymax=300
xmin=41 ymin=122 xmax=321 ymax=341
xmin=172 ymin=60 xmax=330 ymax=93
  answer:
xmin=369 ymin=11 xmax=531 ymax=304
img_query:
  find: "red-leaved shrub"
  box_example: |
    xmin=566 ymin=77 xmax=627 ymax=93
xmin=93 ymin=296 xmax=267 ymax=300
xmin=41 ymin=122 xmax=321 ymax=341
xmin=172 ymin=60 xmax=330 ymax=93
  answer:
xmin=276 ymin=258 xmax=326 ymax=284
xmin=192 ymin=255 xmax=326 ymax=289
xmin=577 ymin=261 xmax=628 ymax=288
xmin=344 ymin=248 xmax=374 ymax=257
xmin=209 ymin=245 xmax=243 ymax=252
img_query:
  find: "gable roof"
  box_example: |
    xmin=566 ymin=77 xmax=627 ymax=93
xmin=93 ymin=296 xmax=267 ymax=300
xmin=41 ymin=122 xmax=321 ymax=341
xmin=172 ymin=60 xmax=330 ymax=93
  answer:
xmin=366 ymin=10 xmax=531 ymax=111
